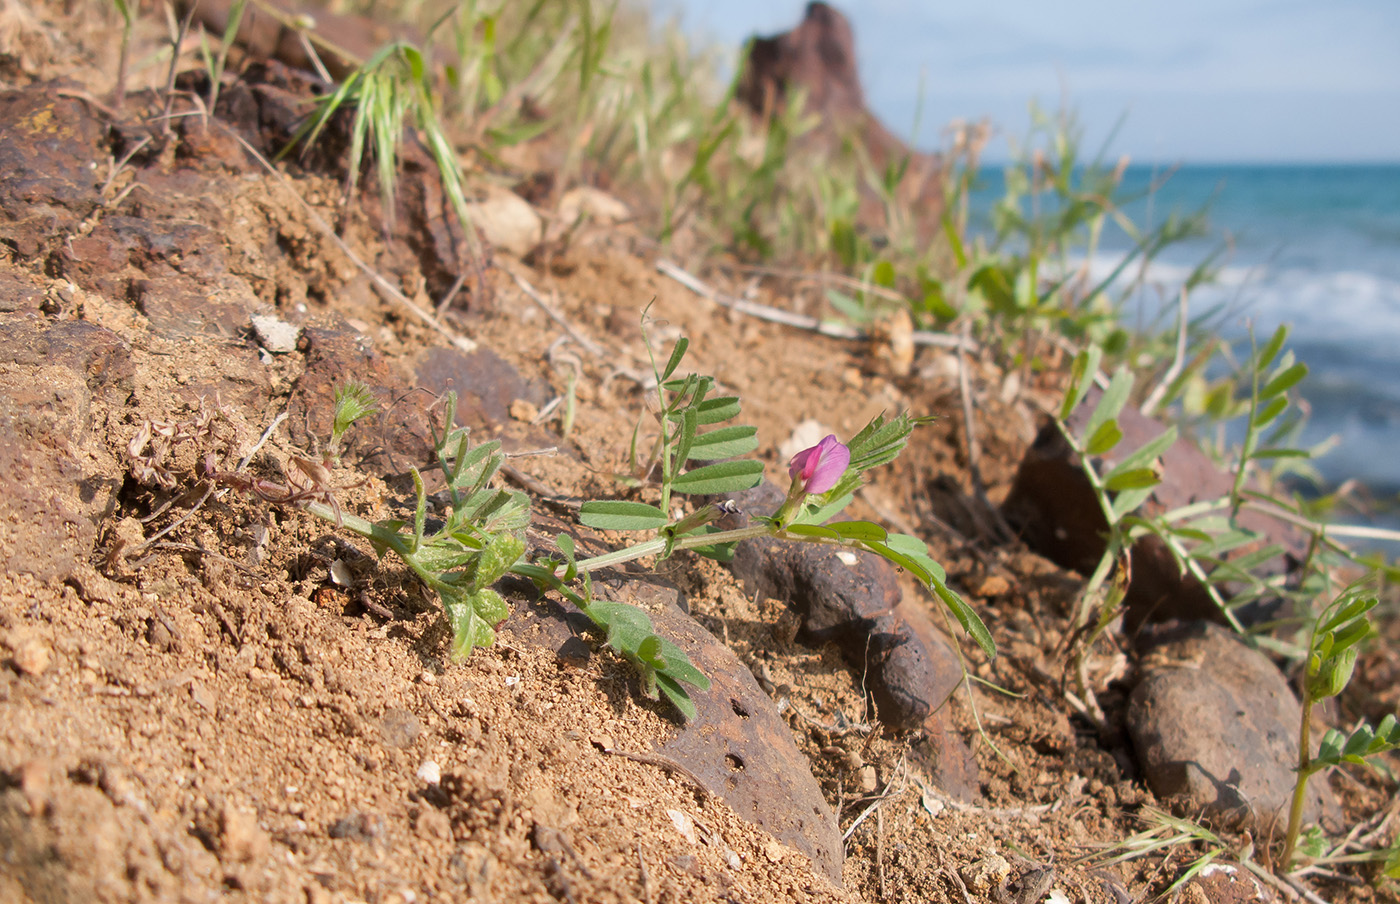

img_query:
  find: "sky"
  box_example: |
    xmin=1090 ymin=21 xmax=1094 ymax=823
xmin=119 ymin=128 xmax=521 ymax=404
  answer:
xmin=666 ymin=0 xmax=1400 ymax=164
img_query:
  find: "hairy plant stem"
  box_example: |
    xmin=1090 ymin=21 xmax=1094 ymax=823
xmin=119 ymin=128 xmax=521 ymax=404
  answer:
xmin=300 ymin=499 xmax=870 ymax=586
xmin=1280 ymin=695 xmax=1316 ymax=870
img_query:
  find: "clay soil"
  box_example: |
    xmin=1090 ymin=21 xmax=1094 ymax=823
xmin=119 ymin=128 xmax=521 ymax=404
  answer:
xmin=1 ymin=4 xmax=1397 ymax=904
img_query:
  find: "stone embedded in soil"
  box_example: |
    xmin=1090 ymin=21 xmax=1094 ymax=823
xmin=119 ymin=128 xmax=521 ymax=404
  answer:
xmin=726 ymin=482 xmax=967 ymax=737
xmin=0 ymin=84 xmax=105 ymax=258
xmin=463 ymin=184 xmax=543 ymax=258
xmin=1126 ymin=621 xmax=1340 ymax=830
xmin=499 ymin=572 xmax=845 ymax=885
xmin=1177 ymin=862 xmax=1273 ymax=904
xmin=378 ymin=707 xmax=421 ymax=749
xmin=0 ymin=313 xmax=130 ymax=582
xmin=1002 ymin=386 xmax=1306 ymax=630
xmin=218 ymin=801 xmax=269 ymax=863
xmin=250 ymin=313 xmax=299 ymax=353
xmin=416 ymin=344 xmax=552 ymax=433
xmin=287 ymin=324 xmax=435 ymax=473
xmin=0 ymin=272 xmax=45 ymax=314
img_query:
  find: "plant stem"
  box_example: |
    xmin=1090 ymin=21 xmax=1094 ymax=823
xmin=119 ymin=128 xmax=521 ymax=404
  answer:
xmin=1280 ymin=695 xmax=1315 ymax=870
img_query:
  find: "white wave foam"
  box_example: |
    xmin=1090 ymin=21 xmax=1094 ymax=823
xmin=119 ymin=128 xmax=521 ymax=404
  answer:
xmin=1060 ymin=253 xmax=1400 ymax=341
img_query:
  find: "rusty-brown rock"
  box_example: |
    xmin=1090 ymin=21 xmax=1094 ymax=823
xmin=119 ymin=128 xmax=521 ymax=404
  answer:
xmin=286 ymin=324 xmax=436 ymax=475
xmin=0 ymin=84 xmax=105 ymax=259
xmin=1127 ymin=621 xmax=1339 ymax=831
xmin=0 ymin=314 xmax=131 ymax=581
xmin=736 ymin=3 xmax=943 ymax=239
xmin=414 ymin=345 xmax=550 ymax=434
xmin=500 ymin=571 xmax=844 ymax=885
xmin=1002 ymin=387 xmax=1305 ymax=629
xmin=726 ymin=484 xmax=966 ymax=734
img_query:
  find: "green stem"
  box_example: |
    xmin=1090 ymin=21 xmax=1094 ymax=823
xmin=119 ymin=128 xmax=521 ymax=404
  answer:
xmin=1280 ymin=695 xmax=1315 ymax=871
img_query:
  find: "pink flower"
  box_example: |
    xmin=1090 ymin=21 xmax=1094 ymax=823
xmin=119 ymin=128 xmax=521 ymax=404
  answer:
xmin=788 ymin=434 xmax=850 ymax=495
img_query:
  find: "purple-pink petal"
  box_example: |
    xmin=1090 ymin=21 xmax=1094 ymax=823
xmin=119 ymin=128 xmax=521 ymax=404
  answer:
xmin=788 ymin=434 xmax=849 ymax=495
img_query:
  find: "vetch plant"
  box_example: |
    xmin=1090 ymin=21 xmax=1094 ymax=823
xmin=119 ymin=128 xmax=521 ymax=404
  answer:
xmin=1280 ymin=582 xmax=1400 ymax=872
xmin=193 ymin=330 xmax=995 ymax=721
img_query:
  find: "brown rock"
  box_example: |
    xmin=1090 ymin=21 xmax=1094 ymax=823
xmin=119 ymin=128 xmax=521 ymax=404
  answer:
xmin=9 ymin=633 xmax=52 ymax=677
xmin=1127 ymin=621 xmax=1340 ymax=831
xmin=463 ymin=184 xmax=542 ymax=258
xmin=0 ymin=84 xmax=105 ymax=259
xmin=218 ymin=801 xmax=268 ymax=862
xmin=1174 ymin=862 xmax=1273 ymax=903
xmin=415 ymin=345 xmax=550 ymax=434
xmin=736 ymin=4 xmax=943 ymax=239
xmin=500 ymin=565 xmax=845 ymax=885
xmin=0 ymin=314 xmax=130 ymax=581
xmin=1003 ymin=387 xmax=1306 ymax=630
xmin=727 ymin=483 xmax=968 ymax=734
xmin=286 ymin=324 xmax=435 ymax=475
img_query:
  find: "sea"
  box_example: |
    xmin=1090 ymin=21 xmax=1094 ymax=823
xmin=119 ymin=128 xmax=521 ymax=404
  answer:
xmin=969 ymin=163 xmax=1400 ymax=536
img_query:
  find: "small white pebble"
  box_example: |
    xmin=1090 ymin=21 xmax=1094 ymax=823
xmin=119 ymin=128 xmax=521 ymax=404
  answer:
xmin=250 ymin=314 xmax=299 ymax=354
xmin=416 ymin=759 xmax=441 ymax=784
xmin=668 ymin=809 xmax=696 ymax=844
xmin=836 ymin=550 xmax=859 ymax=566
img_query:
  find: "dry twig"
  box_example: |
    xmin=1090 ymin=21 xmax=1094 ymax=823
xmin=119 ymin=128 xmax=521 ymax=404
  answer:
xmin=657 ymin=259 xmax=977 ymax=351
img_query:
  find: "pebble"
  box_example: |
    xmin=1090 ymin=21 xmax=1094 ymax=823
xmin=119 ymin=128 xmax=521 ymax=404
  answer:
xmin=11 ymin=632 xmax=52 ymax=676
xmin=219 ymin=801 xmax=269 ymax=862
xmin=379 ymin=707 xmax=421 ymax=749
xmin=416 ymin=759 xmax=441 ymax=785
xmin=250 ymin=314 xmax=299 ymax=353
xmin=668 ymin=809 xmax=697 ymax=844
xmin=857 ymin=765 xmax=879 ymax=794
xmin=961 ymin=853 xmax=1011 ymax=894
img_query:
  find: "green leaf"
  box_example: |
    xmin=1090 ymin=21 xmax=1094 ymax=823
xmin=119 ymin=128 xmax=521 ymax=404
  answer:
xmin=1085 ymin=419 xmax=1124 ymax=456
xmin=1106 ymin=426 xmax=1177 ymax=479
xmin=864 ymin=541 xmax=934 ymax=585
xmin=686 ymin=425 xmax=759 ymax=460
xmin=673 ymin=407 xmax=698 ymax=469
xmin=587 ymin=600 xmax=655 ymax=652
xmin=411 ymin=467 xmax=428 ymax=550
xmin=694 ymin=396 xmax=741 ymax=426
xmin=579 ymin=501 xmax=670 ymax=532
xmin=1080 ymin=368 xmax=1133 ymax=448
xmin=883 ymin=533 xmax=947 ymax=582
xmin=1260 ymin=361 xmax=1307 ymax=399
xmin=445 ymin=586 xmax=509 ymax=661
xmin=554 ymin=533 xmax=577 ymax=582
xmin=784 ymin=523 xmax=842 ymax=541
xmin=1256 ymin=324 xmax=1289 ymax=372
xmin=794 ymin=492 xmax=855 ymax=525
xmin=655 ymin=637 xmax=709 ymax=690
xmin=1252 ymin=395 xmax=1289 ymax=429
xmin=655 ymin=673 xmax=698 ymax=721
xmin=1104 ymin=467 xmax=1160 ymax=492
xmin=1111 ymin=486 xmax=1156 ymax=521
xmin=637 ymin=634 xmax=666 ymax=669
xmin=332 ymin=381 xmax=378 ymax=444
xmin=932 ymin=580 xmax=996 ymax=660
xmin=829 ymin=520 xmax=889 ymax=542
xmin=661 ymin=337 xmax=689 ymax=381
xmin=468 ymin=532 xmax=525 ymax=592
xmin=671 ymin=459 xmax=764 ymax=494
xmin=1061 ymin=346 xmax=1103 ymax=420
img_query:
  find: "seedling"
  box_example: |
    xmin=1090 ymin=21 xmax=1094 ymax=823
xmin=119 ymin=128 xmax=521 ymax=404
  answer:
xmin=1280 ymin=582 xmax=1400 ymax=871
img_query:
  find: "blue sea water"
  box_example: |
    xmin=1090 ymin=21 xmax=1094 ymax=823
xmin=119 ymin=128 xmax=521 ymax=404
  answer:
xmin=972 ymin=164 xmax=1400 ymax=507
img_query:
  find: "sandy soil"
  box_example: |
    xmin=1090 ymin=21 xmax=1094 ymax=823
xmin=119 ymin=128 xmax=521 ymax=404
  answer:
xmin=0 ymin=3 xmax=1397 ymax=903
